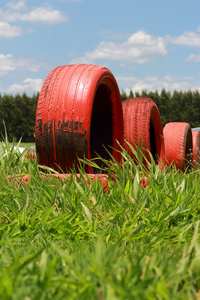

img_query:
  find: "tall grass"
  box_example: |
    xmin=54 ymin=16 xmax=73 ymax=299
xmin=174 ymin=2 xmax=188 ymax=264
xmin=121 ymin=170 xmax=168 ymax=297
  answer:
xmin=0 ymin=138 xmax=200 ymax=299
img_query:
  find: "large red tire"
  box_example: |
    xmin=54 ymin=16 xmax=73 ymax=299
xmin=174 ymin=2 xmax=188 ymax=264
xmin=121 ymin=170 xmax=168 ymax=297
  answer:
xmin=192 ymin=131 xmax=200 ymax=167
xmin=122 ymin=97 xmax=165 ymax=166
xmin=35 ymin=64 xmax=123 ymax=172
xmin=163 ymin=122 xmax=193 ymax=171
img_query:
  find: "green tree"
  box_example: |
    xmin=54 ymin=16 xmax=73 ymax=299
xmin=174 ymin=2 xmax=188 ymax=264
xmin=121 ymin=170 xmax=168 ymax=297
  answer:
xmin=0 ymin=93 xmax=38 ymax=142
xmin=121 ymin=90 xmax=128 ymax=102
xmin=128 ymin=90 xmax=134 ymax=98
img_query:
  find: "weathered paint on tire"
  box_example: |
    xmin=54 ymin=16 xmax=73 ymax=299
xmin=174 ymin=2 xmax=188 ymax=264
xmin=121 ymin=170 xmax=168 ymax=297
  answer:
xmin=122 ymin=97 xmax=165 ymax=166
xmin=35 ymin=64 xmax=123 ymax=172
xmin=163 ymin=122 xmax=193 ymax=171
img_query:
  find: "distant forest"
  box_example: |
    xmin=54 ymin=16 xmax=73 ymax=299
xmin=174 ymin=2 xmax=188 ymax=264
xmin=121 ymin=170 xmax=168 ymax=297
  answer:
xmin=0 ymin=89 xmax=199 ymax=143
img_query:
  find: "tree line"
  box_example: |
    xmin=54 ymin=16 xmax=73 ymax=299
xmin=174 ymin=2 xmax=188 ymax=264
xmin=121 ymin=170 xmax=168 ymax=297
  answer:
xmin=0 ymin=89 xmax=199 ymax=143
xmin=0 ymin=93 xmax=38 ymax=142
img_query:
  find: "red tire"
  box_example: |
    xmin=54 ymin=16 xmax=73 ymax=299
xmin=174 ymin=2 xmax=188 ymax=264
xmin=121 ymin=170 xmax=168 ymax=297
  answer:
xmin=192 ymin=131 xmax=200 ymax=167
xmin=163 ymin=122 xmax=193 ymax=171
xmin=122 ymin=97 xmax=165 ymax=166
xmin=35 ymin=64 xmax=123 ymax=172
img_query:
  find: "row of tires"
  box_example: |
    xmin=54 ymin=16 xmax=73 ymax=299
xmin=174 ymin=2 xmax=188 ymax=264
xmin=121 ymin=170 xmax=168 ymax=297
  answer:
xmin=35 ymin=64 xmax=200 ymax=173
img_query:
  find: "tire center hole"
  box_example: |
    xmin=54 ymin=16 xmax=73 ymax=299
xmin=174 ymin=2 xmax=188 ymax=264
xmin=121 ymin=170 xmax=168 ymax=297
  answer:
xmin=185 ymin=129 xmax=193 ymax=168
xmin=150 ymin=120 xmax=157 ymax=163
xmin=90 ymin=84 xmax=113 ymax=168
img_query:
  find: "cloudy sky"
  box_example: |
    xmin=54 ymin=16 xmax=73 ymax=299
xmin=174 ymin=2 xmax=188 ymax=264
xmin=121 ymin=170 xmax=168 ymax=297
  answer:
xmin=0 ymin=0 xmax=199 ymax=95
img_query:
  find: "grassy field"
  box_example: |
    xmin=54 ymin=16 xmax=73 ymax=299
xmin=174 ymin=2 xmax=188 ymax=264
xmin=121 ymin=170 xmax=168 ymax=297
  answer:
xmin=0 ymin=138 xmax=200 ymax=299
xmin=17 ymin=142 xmax=35 ymax=148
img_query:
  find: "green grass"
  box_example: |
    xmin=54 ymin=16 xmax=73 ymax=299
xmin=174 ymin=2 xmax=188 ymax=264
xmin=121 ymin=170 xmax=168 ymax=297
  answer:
xmin=0 ymin=138 xmax=200 ymax=299
xmin=19 ymin=142 xmax=35 ymax=148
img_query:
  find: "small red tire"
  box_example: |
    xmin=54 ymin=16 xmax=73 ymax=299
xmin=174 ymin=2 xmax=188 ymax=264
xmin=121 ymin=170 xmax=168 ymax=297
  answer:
xmin=122 ymin=97 xmax=165 ymax=166
xmin=163 ymin=122 xmax=193 ymax=171
xmin=35 ymin=64 xmax=123 ymax=172
xmin=192 ymin=131 xmax=200 ymax=167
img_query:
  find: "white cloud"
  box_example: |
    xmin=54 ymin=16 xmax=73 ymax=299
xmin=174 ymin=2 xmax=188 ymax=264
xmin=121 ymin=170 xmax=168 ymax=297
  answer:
xmin=7 ymin=78 xmax=43 ymax=94
xmin=131 ymin=81 xmax=152 ymax=93
xmin=14 ymin=56 xmax=49 ymax=72
xmin=166 ymin=31 xmax=200 ymax=48
xmin=74 ymin=31 xmax=167 ymax=64
xmin=72 ymin=28 xmax=200 ymax=66
xmin=0 ymin=53 xmax=48 ymax=75
xmin=186 ymin=54 xmax=200 ymax=62
xmin=0 ymin=54 xmax=16 ymax=72
xmin=118 ymin=75 xmax=200 ymax=94
xmin=115 ymin=76 xmax=137 ymax=91
xmin=20 ymin=7 xmax=68 ymax=24
xmin=0 ymin=3 xmax=68 ymax=25
xmin=0 ymin=21 xmax=21 ymax=38
xmin=6 ymin=0 xmax=26 ymax=11
xmin=0 ymin=8 xmax=21 ymax=22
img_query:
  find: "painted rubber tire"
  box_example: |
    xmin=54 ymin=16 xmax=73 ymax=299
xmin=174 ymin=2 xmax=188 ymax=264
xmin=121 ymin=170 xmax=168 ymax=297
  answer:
xmin=122 ymin=97 xmax=165 ymax=166
xmin=163 ymin=122 xmax=193 ymax=171
xmin=35 ymin=64 xmax=123 ymax=172
xmin=192 ymin=131 xmax=200 ymax=167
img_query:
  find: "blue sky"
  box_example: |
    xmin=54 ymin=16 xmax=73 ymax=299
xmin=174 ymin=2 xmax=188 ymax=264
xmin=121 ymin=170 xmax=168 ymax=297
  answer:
xmin=0 ymin=0 xmax=200 ymax=95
